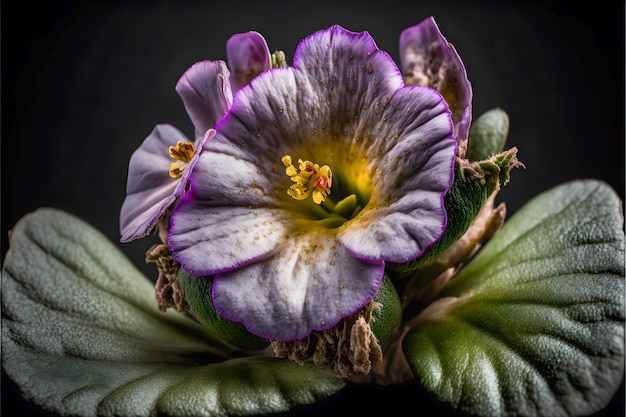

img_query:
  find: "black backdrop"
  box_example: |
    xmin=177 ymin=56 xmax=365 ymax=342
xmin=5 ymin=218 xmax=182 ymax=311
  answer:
xmin=2 ymin=1 xmax=624 ymax=416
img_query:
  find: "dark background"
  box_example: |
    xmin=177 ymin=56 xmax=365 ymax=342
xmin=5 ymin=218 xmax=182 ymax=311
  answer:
xmin=2 ymin=1 xmax=624 ymax=416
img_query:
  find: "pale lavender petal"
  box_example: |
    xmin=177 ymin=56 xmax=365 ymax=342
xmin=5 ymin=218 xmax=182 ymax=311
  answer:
xmin=120 ymin=126 xmax=211 ymax=243
xmin=168 ymin=145 xmax=287 ymax=276
xmin=399 ymin=16 xmax=472 ymax=140
xmin=226 ymin=31 xmax=271 ymax=93
xmin=120 ymin=124 xmax=188 ymax=242
xmin=288 ymin=25 xmax=406 ymax=147
xmin=212 ymin=230 xmax=384 ymax=340
xmin=337 ymin=86 xmax=456 ymax=263
xmin=167 ymin=68 xmax=304 ymax=277
xmin=176 ymin=60 xmax=233 ymax=139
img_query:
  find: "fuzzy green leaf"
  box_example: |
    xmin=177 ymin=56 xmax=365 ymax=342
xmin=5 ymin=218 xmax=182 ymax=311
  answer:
xmin=404 ymin=180 xmax=625 ymax=417
xmin=1 ymin=208 xmax=345 ymax=417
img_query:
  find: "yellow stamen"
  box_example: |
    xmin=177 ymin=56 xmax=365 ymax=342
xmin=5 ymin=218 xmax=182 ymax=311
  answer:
xmin=169 ymin=162 xmax=185 ymax=178
xmin=168 ymin=141 xmax=195 ymax=178
xmin=282 ymin=155 xmax=332 ymax=204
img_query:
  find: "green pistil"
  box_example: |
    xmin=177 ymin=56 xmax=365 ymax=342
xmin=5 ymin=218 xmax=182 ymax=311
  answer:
xmin=317 ymin=194 xmax=362 ymax=228
xmin=323 ymin=194 xmax=362 ymax=220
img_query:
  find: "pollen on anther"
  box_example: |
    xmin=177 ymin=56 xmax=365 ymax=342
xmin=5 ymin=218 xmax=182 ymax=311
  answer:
xmin=168 ymin=141 xmax=195 ymax=178
xmin=281 ymin=154 xmax=332 ymax=204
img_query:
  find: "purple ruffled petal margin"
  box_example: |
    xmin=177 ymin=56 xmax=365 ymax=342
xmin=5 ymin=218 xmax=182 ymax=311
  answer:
xmin=337 ymin=86 xmax=455 ymax=263
xmin=119 ymin=126 xmax=213 ymax=243
xmin=399 ymin=16 xmax=472 ymax=141
xmin=168 ymin=25 xmax=456 ymax=341
xmin=226 ymin=31 xmax=271 ymax=94
xmin=175 ymin=60 xmax=233 ymax=140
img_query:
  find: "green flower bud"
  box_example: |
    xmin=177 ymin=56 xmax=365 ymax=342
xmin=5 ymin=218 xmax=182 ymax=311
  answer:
xmin=370 ymin=273 xmax=402 ymax=346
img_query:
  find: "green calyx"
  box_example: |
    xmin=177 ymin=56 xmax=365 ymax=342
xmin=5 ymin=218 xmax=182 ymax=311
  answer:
xmin=177 ymin=270 xmax=270 ymax=351
xmin=370 ymin=273 xmax=402 ymax=346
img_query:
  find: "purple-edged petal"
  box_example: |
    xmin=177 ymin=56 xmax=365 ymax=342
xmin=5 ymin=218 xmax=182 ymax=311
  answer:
xmin=399 ymin=16 xmax=472 ymax=141
xmin=176 ymin=60 xmax=233 ymax=139
xmin=169 ymin=201 xmax=287 ymax=277
xmin=226 ymin=31 xmax=271 ymax=93
xmin=337 ymin=86 xmax=456 ymax=263
xmin=120 ymin=125 xmax=211 ymax=243
xmin=212 ymin=230 xmax=384 ymax=340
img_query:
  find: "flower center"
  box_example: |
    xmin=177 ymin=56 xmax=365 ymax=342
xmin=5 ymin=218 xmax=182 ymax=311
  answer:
xmin=168 ymin=141 xmax=195 ymax=178
xmin=282 ymin=155 xmax=332 ymax=204
xmin=281 ymin=155 xmax=366 ymax=228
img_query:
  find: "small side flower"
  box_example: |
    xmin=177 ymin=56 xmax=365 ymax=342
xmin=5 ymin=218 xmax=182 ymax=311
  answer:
xmin=120 ymin=33 xmax=273 ymax=243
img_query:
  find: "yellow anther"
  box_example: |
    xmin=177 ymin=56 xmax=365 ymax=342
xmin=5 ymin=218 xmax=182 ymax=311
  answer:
xmin=282 ymin=155 xmax=332 ymax=204
xmin=169 ymin=141 xmax=194 ymax=163
xmin=168 ymin=141 xmax=195 ymax=178
xmin=169 ymin=162 xmax=185 ymax=178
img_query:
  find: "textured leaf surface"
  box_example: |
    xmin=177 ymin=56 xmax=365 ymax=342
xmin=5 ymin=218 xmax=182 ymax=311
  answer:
xmin=404 ymin=180 xmax=625 ymax=417
xmin=1 ymin=208 xmax=344 ymax=417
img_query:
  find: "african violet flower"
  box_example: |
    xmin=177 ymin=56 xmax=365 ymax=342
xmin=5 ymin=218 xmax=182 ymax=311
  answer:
xmin=168 ymin=24 xmax=458 ymax=341
xmin=119 ymin=32 xmax=271 ymax=243
xmin=2 ymin=16 xmax=624 ymax=417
